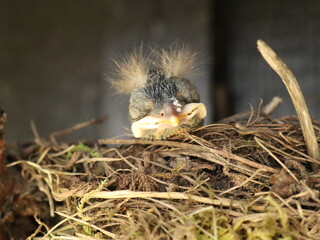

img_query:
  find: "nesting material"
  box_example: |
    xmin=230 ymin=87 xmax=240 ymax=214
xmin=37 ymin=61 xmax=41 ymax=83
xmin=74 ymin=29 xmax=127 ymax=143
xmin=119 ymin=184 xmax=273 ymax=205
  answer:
xmin=7 ymin=112 xmax=320 ymax=239
xmin=5 ymin=40 xmax=320 ymax=239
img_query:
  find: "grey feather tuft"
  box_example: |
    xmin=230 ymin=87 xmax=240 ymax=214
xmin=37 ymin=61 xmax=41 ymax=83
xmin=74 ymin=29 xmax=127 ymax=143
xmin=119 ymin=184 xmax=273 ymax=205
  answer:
xmin=109 ymin=44 xmax=198 ymax=94
xmin=109 ymin=48 xmax=149 ymax=94
xmin=156 ymin=45 xmax=199 ymax=79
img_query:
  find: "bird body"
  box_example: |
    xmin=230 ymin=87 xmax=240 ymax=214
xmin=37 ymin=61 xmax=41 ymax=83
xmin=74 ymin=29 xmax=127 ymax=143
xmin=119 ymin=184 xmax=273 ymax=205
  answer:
xmin=110 ymin=45 xmax=207 ymax=139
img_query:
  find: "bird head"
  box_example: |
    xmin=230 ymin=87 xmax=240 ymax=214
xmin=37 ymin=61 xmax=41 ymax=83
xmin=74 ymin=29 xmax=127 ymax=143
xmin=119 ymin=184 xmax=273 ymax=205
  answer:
xmin=109 ymin=45 xmax=207 ymax=139
xmin=129 ymin=69 xmax=206 ymax=139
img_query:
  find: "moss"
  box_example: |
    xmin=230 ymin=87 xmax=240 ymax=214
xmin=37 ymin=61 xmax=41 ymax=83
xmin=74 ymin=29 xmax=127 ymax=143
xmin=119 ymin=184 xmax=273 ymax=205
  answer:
xmin=66 ymin=143 xmax=101 ymax=159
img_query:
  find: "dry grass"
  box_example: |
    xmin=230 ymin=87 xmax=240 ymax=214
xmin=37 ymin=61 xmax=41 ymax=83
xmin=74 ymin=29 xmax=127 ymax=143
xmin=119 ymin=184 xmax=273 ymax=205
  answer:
xmin=4 ymin=40 xmax=320 ymax=239
xmin=7 ymin=112 xmax=320 ymax=240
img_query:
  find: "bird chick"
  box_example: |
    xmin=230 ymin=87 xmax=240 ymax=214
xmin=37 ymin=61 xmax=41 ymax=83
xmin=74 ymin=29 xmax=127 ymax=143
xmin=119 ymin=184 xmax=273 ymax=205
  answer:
xmin=110 ymin=46 xmax=207 ymax=140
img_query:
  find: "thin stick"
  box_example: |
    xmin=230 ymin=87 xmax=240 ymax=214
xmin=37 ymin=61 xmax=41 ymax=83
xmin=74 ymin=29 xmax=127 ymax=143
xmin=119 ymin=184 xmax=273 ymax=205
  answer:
xmin=262 ymin=96 xmax=283 ymax=115
xmin=55 ymin=211 xmax=116 ymax=239
xmin=50 ymin=116 xmax=108 ymax=142
xmin=255 ymin=137 xmax=299 ymax=183
xmin=76 ymin=190 xmax=266 ymax=212
xmin=257 ymin=40 xmax=320 ymax=170
xmin=98 ymin=138 xmax=278 ymax=174
xmin=219 ymin=168 xmax=264 ymax=195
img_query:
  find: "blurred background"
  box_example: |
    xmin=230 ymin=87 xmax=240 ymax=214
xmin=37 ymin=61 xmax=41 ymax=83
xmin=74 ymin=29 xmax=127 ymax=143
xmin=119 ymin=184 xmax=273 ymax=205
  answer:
xmin=1 ymin=0 xmax=320 ymax=142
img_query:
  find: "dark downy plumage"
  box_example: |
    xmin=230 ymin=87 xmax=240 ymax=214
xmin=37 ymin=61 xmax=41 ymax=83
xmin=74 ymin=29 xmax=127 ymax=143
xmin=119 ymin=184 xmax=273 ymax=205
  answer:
xmin=109 ymin=45 xmax=207 ymax=139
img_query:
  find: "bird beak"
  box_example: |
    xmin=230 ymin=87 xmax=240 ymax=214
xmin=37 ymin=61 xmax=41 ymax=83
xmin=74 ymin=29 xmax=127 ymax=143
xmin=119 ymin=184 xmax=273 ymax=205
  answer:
xmin=131 ymin=103 xmax=207 ymax=138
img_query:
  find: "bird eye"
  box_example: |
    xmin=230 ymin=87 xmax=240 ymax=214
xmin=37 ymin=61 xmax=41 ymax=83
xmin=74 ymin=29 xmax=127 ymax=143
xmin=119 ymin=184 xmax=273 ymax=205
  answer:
xmin=129 ymin=107 xmax=141 ymax=120
xmin=160 ymin=112 xmax=164 ymax=117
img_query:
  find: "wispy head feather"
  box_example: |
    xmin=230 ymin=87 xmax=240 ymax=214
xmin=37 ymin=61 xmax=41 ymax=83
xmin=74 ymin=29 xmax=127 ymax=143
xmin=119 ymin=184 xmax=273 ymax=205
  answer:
xmin=109 ymin=48 xmax=149 ymax=94
xmin=109 ymin=44 xmax=199 ymax=94
xmin=157 ymin=44 xmax=198 ymax=79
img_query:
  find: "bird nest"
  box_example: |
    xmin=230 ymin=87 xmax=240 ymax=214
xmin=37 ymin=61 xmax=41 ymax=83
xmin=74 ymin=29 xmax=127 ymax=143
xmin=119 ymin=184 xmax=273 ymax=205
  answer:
xmin=2 ymin=40 xmax=320 ymax=239
xmin=5 ymin=110 xmax=320 ymax=240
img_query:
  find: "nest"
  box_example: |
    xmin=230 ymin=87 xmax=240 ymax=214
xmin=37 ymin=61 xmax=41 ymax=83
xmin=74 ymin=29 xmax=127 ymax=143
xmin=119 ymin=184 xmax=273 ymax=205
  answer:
xmin=5 ymin=110 xmax=319 ymax=240
xmin=2 ymin=40 xmax=320 ymax=239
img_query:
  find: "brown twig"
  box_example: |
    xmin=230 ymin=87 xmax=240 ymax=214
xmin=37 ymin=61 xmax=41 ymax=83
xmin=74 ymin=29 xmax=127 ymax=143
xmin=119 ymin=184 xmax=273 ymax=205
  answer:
xmin=262 ymin=96 xmax=283 ymax=116
xmin=255 ymin=137 xmax=299 ymax=183
xmin=219 ymin=97 xmax=283 ymax=124
xmin=98 ymin=138 xmax=279 ymax=175
xmin=50 ymin=116 xmax=108 ymax=143
xmin=78 ymin=190 xmax=266 ymax=212
xmin=257 ymin=39 xmax=320 ymax=171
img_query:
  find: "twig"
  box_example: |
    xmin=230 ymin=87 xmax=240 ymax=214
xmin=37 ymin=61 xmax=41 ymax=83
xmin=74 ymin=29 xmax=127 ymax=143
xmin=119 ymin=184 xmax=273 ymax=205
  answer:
xmin=219 ymin=96 xmax=283 ymax=123
xmin=55 ymin=211 xmax=116 ymax=239
xmin=50 ymin=116 xmax=108 ymax=143
xmin=255 ymin=137 xmax=299 ymax=183
xmin=219 ymin=169 xmax=264 ymax=195
xmin=262 ymin=96 xmax=283 ymax=115
xmin=98 ymin=138 xmax=278 ymax=174
xmin=27 ymin=215 xmax=48 ymax=240
xmin=76 ymin=190 xmax=266 ymax=212
xmin=257 ymin=40 xmax=320 ymax=171
xmin=30 ymin=120 xmax=43 ymax=146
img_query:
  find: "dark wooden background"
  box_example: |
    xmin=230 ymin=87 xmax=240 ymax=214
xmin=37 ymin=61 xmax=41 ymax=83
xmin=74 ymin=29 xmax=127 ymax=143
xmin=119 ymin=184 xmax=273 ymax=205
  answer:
xmin=0 ymin=0 xmax=319 ymax=142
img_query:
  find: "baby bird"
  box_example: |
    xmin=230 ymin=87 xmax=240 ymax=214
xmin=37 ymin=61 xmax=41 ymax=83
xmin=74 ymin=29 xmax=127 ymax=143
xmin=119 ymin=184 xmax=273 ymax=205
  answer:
xmin=110 ymin=46 xmax=207 ymax=140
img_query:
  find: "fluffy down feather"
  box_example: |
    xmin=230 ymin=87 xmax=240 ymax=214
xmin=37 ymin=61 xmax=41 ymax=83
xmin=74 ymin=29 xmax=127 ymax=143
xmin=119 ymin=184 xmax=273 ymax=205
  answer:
xmin=109 ymin=44 xmax=198 ymax=94
xmin=156 ymin=45 xmax=198 ymax=79
xmin=109 ymin=48 xmax=149 ymax=94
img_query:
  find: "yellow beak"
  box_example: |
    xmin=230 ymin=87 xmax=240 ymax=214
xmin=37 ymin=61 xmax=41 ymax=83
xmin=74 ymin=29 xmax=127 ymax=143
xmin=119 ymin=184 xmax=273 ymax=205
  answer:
xmin=131 ymin=103 xmax=207 ymax=138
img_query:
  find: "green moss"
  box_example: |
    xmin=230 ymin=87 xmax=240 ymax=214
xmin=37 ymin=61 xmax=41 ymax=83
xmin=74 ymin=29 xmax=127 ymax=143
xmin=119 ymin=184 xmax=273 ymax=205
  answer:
xmin=81 ymin=224 xmax=95 ymax=236
xmin=66 ymin=143 xmax=101 ymax=160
